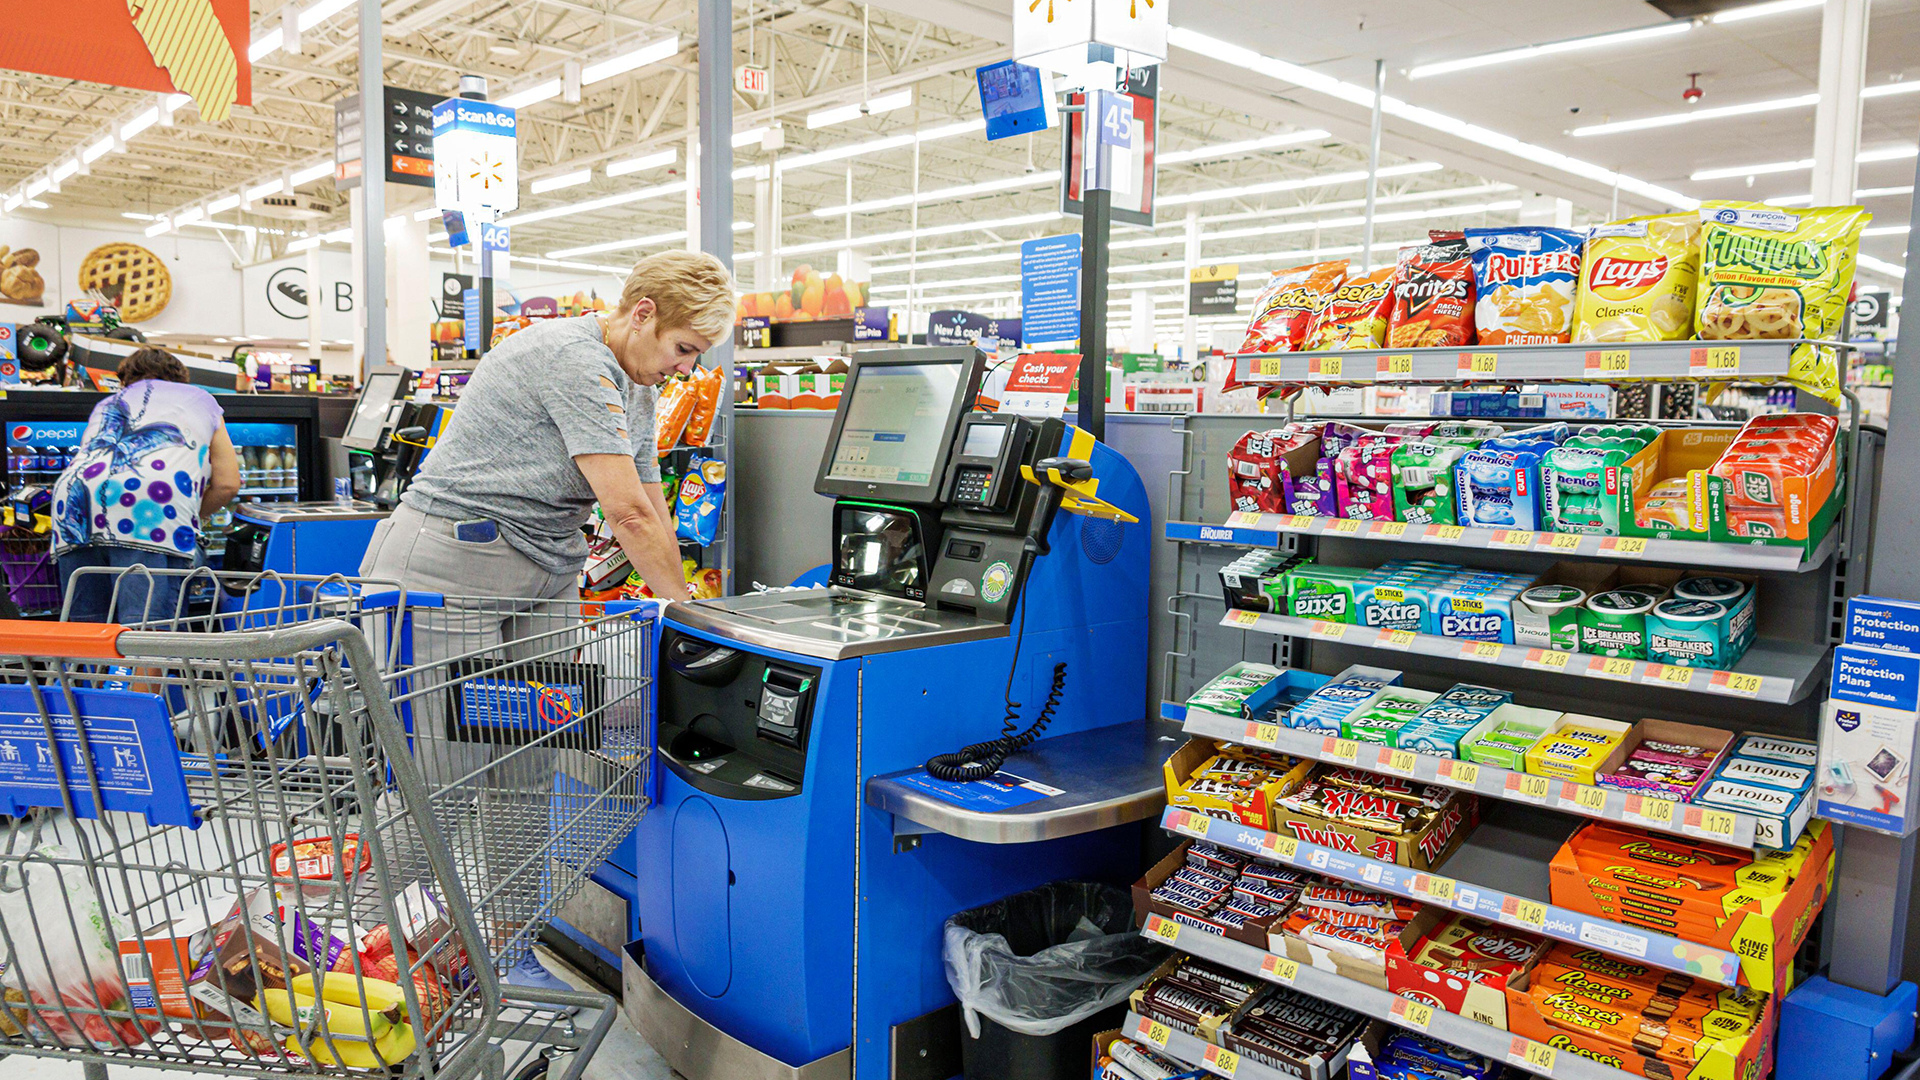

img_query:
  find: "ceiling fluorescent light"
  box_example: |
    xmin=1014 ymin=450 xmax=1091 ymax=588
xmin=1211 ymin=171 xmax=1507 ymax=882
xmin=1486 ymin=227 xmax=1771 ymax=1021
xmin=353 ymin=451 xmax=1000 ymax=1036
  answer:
xmin=1169 ymin=28 xmax=1694 ymax=208
xmin=24 ymin=201 xmax=48 ymax=210
xmin=24 ymin=177 xmax=49 ymax=199
xmin=82 ymin=135 xmax=117 ymax=164
xmin=1160 ymin=129 xmax=1330 ymax=164
xmin=413 ymin=206 xmax=441 ymax=221
xmin=174 ymin=206 xmax=204 ymax=225
xmin=1863 ymin=225 xmax=1911 ymax=236
xmin=1861 ymin=82 xmax=1920 ymax=100
xmin=3 ymin=194 xmax=22 ymax=213
xmin=784 ymin=209 xmax=1062 ymax=256
xmin=1160 ymin=162 xmax=1442 ymax=207
xmin=501 ymin=179 xmax=688 ymax=226
xmin=608 ymin=148 xmax=677 ymax=177
xmin=1409 ymin=21 xmax=1691 ymax=80
xmin=206 ymin=194 xmax=240 ymax=215
xmin=1709 ymin=0 xmax=1824 ymax=23
xmin=296 ymin=0 xmax=356 ymax=31
xmin=582 ymin=34 xmax=681 ymax=85
xmin=779 ymin=118 xmax=984 ymax=174
xmin=531 ymin=169 xmax=593 ymax=194
xmin=549 ymin=228 xmax=691 ymax=259
xmin=1691 ymin=144 xmax=1916 ymax=181
xmin=807 ymin=88 xmax=913 ymax=130
xmin=121 ymin=107 xmax=160 ymax=139
xmin=246 ymin=179 xmax=286 ymax=201
xmin=1573 ymin=93 xmax=1819 ymax=137
xmin=122 ymin=211 xmax=156 ymax=221
xmin=498 ymin=79 xmax=562 ymax=110
xmin=1856 ymin=184 xmax=1916 ymax=198
xmin=145 ymin=218 xmax=173 ymax=237
xmin=1858 ymin=253 xmax=1905 ymax=278
xmin=249 ymin=27 xmax=284 ymax=62
xmin=290 ymin=161 xmax=333 ymax=186
xmin=288 ymin=235 xmax=321 ymax=253
xmin=732 ymin=126 xmax=769 ymax=148
xmin=813 ymin=171 xmax=1059 ymax=217
xmin=49 ymin=160 xmax=79 ymax=184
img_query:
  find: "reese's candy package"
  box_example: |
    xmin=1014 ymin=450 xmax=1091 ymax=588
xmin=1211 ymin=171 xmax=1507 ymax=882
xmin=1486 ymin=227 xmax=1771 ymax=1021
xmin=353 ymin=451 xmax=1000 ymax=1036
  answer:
xmin=1387 ymin=231 xmax=1476 ymax=348
xmin=1574 ymin=213 xmax=1701 ymax=343
xmin=1695 ymin=200 xmax=1871 ymax=405
xmin=1303 ymin=265 xmax=1395 ymax=350
xmin=1465 ymin=226 xmax=1583 ymax=345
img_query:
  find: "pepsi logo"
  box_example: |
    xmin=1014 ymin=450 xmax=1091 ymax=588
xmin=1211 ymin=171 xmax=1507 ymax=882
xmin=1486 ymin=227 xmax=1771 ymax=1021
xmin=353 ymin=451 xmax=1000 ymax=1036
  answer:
xmin=10 ymin=426 xmax=28 ymax=440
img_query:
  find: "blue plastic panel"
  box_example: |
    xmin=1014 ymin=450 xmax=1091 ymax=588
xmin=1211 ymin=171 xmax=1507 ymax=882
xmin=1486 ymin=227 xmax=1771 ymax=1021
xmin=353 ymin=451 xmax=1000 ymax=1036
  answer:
xmin=0 ymin=684 xmax=195 ymax=826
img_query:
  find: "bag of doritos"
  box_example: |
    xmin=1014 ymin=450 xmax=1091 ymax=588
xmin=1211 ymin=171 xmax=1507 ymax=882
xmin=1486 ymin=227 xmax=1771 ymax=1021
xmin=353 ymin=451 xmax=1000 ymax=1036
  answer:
xmin=1387 ymin=232 xmax=1475 ymax=348
xmin=1239 ymin=260 xmax=1348 ymax=354
xmin=1695 ymin=200 xmax=1871 ymax=405
xmin=1465 ymin=226 xmax=1583 ymax=345
xmin=1574 ymin=212 xmax=1700 ymax=343
xmin=1303 ymin=265 xmax=1395 ymax=351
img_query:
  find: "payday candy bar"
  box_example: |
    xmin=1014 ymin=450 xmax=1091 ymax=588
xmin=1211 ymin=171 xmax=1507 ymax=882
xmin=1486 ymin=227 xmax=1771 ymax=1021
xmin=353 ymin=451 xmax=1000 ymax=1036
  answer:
xmin=1299 ymin=882 xmax=1420 ymax=920
xmin=1283 ymin=913 xmax=1401 ymax=962
xmin=1319 ymin=766 xmax=1456 ymax=809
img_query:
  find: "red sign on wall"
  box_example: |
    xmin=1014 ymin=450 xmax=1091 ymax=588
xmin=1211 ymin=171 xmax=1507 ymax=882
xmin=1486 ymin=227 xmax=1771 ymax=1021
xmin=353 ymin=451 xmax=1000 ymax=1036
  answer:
xmin=0 ymin=0 xmax=251 ymax=122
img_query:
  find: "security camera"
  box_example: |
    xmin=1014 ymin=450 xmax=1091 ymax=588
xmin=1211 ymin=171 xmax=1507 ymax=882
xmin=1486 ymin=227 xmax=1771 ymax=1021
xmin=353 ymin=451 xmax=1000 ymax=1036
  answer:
xmin=1568 ymin=106 xmax=1581 ymax=114
xmin=1025 ymin=163 xmax=1037 ymax=174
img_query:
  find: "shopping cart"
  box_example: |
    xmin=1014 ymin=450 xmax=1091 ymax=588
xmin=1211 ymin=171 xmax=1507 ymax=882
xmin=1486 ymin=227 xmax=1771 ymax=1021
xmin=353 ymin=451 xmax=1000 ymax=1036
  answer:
xmin=0 ymin=578 xmax=657 ymax=1080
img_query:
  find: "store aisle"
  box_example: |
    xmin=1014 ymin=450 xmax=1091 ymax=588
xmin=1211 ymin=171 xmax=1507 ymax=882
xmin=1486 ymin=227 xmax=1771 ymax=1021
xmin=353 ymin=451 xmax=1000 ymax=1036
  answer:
xmin=0 ymin=949 xmax=673 ymax=1080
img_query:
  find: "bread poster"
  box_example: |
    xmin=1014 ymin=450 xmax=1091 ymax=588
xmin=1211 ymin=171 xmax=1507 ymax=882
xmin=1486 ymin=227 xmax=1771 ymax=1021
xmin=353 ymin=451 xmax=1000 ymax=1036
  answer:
xmin=0 ymin=220 xmax=58 ymax=312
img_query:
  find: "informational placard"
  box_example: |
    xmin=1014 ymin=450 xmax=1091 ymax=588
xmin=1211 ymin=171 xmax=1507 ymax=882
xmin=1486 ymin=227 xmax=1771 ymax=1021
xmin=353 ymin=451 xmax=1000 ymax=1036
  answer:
xmin=928 ymin=310 xmax=1018 ymax=351
xmin=1854 ymin=290 xmax=1893 ymax=332
xmin=334 ymin=86 xmax=440 ymax=189
xmin=853 ymin=306 xmax=891 ymax=341
xmin=432 ymin=96 xmax=520 ymax=216
xmin=462 ymin=288 xmax=482 ymax=353
xmin=481 ymin=223 xmax=510 ymax=254
xmin=1061 ymin=65 xmax=1157 ymax=227
xmin=1821 ymin=598 xmax=1920 ymax=835
xmin=441 ymin=273 xmax=472 ymax=320
xmin=0 ymin=684 xmax=195 ymax=826
xmin=1021 ymin=234 xmax=1082 ymax=345
xmin=999 ymin=352 xmax=1079 ymax=416
xmin=1189 ymin=264 xmax=1240 ymax=316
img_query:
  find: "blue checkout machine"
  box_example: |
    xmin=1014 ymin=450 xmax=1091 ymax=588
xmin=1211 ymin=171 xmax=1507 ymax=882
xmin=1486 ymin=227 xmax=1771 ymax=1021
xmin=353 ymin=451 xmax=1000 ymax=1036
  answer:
xmin=632 ymin=346 xmax=1157 ymax=1080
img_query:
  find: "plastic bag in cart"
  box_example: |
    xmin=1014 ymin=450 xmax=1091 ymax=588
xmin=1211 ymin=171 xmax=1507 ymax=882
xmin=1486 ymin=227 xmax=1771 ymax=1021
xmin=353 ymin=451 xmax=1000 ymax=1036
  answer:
xmin=0 ymin=844 xmax=157 ymax=1048
xmin=943 ymin=881 xmax=1167 ymax=1039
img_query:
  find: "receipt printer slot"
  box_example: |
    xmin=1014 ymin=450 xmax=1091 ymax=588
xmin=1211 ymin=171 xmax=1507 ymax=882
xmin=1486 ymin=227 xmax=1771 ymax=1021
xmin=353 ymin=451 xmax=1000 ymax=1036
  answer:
xmin=757 ymin=665 xmax=814 ymax=748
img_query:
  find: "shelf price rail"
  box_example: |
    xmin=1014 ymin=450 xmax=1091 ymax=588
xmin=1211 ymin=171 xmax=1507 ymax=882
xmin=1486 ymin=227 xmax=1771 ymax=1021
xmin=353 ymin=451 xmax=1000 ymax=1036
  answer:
xmin=1138 ymin=915 xmax=1632 ymax=1080
xmin=1226 ymin=339 xmax=1847 ymax=388
xmin=1119 ymin=1011 xmax=1304 ymax=1080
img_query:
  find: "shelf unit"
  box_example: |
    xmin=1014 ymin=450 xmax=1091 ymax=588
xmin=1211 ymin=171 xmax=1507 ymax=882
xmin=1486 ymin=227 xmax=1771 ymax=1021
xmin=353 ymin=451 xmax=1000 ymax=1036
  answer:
xmin=1118 ymin=1011 xmax=1309 ymax=1080
xmin=1226 ymin=339 xmax=1836 ymax=388
xmin=1168 ymin=703 xmax=1782 ymax=849
xmin=1166 ymin=513 xmax=1837 ymax=574
xmin=1216 ymin=609 xmax=1828 ymax=704
xmin=1138 ymin=914 xmax=1638 ymax=1080
xmin=1158 ymin=805 xmax=1747 ymax=986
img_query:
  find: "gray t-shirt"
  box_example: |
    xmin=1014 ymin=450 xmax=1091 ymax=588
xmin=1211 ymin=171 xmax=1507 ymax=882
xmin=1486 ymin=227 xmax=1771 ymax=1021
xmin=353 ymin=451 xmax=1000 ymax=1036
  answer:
xmin=402 ymin=315 xmax=660 ymax=574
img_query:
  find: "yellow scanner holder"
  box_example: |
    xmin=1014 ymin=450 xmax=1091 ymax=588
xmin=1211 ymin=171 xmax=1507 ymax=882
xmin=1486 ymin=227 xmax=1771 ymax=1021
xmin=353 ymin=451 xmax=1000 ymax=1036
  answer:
xmin=1018 ymin=426 xmax=1139 ymax=523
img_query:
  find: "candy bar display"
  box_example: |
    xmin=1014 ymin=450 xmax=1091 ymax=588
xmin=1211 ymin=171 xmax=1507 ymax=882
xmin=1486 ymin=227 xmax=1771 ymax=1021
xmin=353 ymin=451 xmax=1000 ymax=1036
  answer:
xmin=1222 ymin=984 xmax=1369 ymax=1076
xmin=1356 ymin=1030 xmax=1506 ymax=1080
xmin=1386 ymin=911 xmax=1549 ymax=1028
xmin=1162 ymin=737 xmax=1314 ymax=828
xmin=1096 ymin=1037 xmax=1189 ymax=1080
xmin=1271 ymin=763 xmax=1477 ymax=871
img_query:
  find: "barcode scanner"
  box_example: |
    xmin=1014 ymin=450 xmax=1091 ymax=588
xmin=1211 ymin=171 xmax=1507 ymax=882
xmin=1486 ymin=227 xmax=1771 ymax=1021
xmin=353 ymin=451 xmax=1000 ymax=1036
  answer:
xmin=1022 ymin=456 xmax=1091 ymax=558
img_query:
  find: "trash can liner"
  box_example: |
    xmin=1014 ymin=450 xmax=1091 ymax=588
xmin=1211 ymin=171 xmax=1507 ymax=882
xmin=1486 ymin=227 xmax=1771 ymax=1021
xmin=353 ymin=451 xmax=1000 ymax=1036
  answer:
xmin=943 ymin=880 xmax=1168 ymax=1039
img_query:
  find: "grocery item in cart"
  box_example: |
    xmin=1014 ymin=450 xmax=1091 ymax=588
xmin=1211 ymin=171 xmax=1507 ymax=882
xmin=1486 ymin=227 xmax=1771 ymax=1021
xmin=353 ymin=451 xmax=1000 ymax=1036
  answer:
xmin=1695 ymin=200 xmax=1871 ymax=404
xmin=1303 ymin=265 xmax=1395 ymax=351
xmin=1464 ymin=226 xmax=1583 ymax=345
xmin=1387 ymin=231 xmax=1477 ymax=349
xmin=1573 ymin=212 xmax=1701 ymax=343
xmin=0 ymin=846 xmax=156 ymax=1049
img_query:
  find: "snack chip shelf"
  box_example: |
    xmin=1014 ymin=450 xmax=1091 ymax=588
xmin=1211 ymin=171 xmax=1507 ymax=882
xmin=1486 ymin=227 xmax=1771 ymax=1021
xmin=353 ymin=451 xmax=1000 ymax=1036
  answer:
xmin=1169 ymin=704 xmax=1794 ymax=850
xmin=1228 ymin=339 xmax=1848 ymax=387
xmin=1219 ymin=609 xmax=1827 ymax=705
xmin=1159 ymin=806 xmax=1746 ymax=988
xmin=1119 ymin=1010 xmax=1306 ymax=1080
xmin=1166 ymin=514 xmax=1835 ymax=574
xmin=1138 ymin=914 xmax=1639 ymax=1080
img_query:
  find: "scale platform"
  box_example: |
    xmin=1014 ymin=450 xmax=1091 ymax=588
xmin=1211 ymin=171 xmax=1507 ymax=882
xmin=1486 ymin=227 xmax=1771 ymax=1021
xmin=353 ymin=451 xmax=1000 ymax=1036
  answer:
xmin=669 ymin=586 xmax=1009 ymax=660
xmin=866 ymin=718 xmax=1182 ymax=844
xmin=236 ymin=499 xmax=389 ymax=521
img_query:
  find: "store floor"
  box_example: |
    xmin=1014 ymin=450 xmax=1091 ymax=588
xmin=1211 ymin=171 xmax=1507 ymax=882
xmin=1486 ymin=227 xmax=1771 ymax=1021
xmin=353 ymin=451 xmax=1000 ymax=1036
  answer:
xmin=5 ymin=948 xmax=676 ymax=1080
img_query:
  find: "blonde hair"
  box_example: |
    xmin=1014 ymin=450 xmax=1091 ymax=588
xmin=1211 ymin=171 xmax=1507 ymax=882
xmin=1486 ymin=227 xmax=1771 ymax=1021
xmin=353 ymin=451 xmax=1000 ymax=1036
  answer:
xmin=620 ymin=250 xmax=736 ymax=343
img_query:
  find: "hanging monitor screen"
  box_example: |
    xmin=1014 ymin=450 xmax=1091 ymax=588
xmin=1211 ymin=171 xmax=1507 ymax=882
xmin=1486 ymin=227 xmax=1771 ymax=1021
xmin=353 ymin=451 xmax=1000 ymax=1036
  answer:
xmin=824 ymin=362 xmax=962 ymax=486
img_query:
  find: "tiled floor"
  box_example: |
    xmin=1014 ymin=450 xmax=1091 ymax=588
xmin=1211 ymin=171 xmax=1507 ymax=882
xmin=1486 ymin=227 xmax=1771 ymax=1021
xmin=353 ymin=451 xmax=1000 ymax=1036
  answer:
xmin=1 ymin=949 xmax=675 ymax=1080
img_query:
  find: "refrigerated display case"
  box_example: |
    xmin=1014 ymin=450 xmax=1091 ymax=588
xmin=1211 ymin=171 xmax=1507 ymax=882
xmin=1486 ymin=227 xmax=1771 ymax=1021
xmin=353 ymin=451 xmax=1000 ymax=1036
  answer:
xmin=0 ymin=390 xmax=325 ymax=615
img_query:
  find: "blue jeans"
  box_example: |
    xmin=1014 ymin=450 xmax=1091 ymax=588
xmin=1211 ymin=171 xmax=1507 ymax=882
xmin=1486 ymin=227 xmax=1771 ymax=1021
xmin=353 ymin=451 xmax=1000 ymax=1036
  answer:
xmin=58 ymin=546 xmax=192 ymax=623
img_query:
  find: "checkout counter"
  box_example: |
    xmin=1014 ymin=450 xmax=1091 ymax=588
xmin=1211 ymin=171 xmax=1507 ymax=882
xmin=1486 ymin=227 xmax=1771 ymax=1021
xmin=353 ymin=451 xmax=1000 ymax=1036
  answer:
xmin=630 ymin=346 xmax=1176 ymax=1080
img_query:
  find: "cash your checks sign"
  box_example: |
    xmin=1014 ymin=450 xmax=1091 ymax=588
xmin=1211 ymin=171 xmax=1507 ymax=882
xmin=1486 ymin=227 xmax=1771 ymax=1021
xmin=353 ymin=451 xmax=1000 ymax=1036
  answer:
xmin=996 ymin=352 xmax=1079 ymax=417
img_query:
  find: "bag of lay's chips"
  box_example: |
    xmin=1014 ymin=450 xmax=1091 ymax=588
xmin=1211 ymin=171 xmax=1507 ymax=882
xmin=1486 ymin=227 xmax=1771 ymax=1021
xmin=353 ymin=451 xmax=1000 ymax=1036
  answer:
xmin=1303 ymin=265 xmax=1394 ymax=350
xmin=1695 ymin=200 xmax=1871 ymax=405
xmin=1465 ymin=226 xmax=1583 ymax=345
xmin=1574 ymin=212 xmax=1700 ymax=343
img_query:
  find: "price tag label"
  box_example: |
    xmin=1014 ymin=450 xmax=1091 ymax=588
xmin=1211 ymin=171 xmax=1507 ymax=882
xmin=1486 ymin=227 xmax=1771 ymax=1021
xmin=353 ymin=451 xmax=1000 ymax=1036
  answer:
xmin=1437 ymin=759 xmax=1479 ymax=786
xmin=1691 ymin=345 xmax=1741 ymax=376
xmin=1260 ymin=953 xmax=1300 ymax=984
xmin=1324 ymin=738 xmax=1360 ymax=763
xmin=1145 ymin=915 xmax=1180 ymax=943
xmin=1282 ymin=514 xmax=1316 ymax=531
xmin=1490 ymin=529 xmax=1535 ymax=549
xmin=1504 ymin=897 xmax=1548 ymax=931
xmin=1378 ymin=353 xmax=1415 ymax=379
xmin=1310 ymin=356 xmax=1344 ymax=381
xmin=1384 ymin=749 xmax=1419 ymax=776
xmin=1459 ymin=351 xmax=1499 ymax=377
xmin=1262 ymin=833 xmax=1299 ymax=860
xmin=1524 ymin=648 xmax=1572 ymax=672
xmin=1689 ymin=807 xmax=1740 ymax=839
xmin=1245 ymin=722 xmax=1282 ymax=747
xmin=1625 ymin=793 xmax=1677 ymax=825
xmin=1599 ymin=536 xmax=1649 ymax=558
xmin=1391 ymin=998 xmax=1435 ymax=1031
xmin=1136 ymin=1017 xmax=1172 ymax=1048
xmin=1412 ymin=874 xmax=1457 ymax=905
xmin=1587 ymin=349 xmax=1631 ymax=376
xmin=1371 ymin=521 xmax=1409 ymax=539
xmin=1255 ymin=356 xmax=1285 ymax=377
xmin=1540 ymin=532 xmax=1584 ymax=552
xmin=1588 ymin=656 xmax=1637 ymax=680
xmin=1712 ymin=671 xmax=1765 ymax=697
xmin=1566 ymin=783 xmax=1610 ymax=814
xmin=1378 ymin=629 xmax=1418 ymax=651
xmin=1643 ymin=663 xmax=1698 ymax=690
xmin=1426 ymin=524 xmax=1467 ymax=542
xmin=1204 ymin=1044 xmax=1242 ymax=1076
xmin=1311 ymin=621 xmax=1350 ymax=640
xmin=1461 ymin=641 xmax=1504 ymax=662
xmin=1508 ymin=1037 xmax=1558 ymax=1073
xmin=1228 ymin=609 xmax=1262 ymax=628
xmin=1180 ymin=811 xmax=1212 ymax=837
xmin=1327 ymin=518 xmax=1363 ymax=535
xmin=1223 ymin=510 xmax=1258 ymax=528
xmin=1507 ymin=773 xmax=1552 ymax=803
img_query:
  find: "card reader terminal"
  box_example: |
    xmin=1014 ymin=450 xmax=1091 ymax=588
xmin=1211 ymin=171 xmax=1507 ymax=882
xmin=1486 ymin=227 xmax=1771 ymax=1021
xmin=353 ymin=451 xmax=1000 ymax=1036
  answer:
xmin=944 ymin=414 xmax=1033 ymax=512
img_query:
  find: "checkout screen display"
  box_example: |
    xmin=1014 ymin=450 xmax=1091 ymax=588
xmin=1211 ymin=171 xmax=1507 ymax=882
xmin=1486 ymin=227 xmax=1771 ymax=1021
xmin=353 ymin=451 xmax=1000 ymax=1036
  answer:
xmin=825 ymin=363 xmax=961 ymax=486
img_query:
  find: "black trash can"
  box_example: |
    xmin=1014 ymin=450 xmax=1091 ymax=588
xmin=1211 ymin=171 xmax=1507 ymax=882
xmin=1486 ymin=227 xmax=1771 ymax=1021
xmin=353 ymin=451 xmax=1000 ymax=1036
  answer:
xmin=943 ymin=881 xmax=1167 ymax=1080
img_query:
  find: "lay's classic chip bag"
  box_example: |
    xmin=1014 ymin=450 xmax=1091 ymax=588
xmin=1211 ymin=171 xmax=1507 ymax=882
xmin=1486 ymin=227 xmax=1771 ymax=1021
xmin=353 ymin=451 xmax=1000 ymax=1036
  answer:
xmin=1574 ymin=212 xmax=1701 ymax=343
xmin=1465 ymin=226 xmax=1583 ymax=345
xmin=1695 ymin=200 xmax=1871 ymax=405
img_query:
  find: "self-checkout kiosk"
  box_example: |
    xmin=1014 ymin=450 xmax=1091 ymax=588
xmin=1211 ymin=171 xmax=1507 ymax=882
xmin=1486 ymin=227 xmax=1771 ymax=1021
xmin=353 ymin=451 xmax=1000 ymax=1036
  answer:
xmin=632 ymin=345 xmax=1156 ymax=1080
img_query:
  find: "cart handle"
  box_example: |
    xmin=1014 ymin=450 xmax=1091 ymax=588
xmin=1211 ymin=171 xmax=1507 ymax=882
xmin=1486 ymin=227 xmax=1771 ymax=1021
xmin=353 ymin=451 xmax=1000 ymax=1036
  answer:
xmin=0 ymin=621 xmax=124 ymax=659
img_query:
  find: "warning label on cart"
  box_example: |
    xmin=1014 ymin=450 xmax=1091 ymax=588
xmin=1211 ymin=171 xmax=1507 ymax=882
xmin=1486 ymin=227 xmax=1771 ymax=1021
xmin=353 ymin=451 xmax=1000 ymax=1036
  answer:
xmin=889 ymin=768 xmax=1066 ymax=811
xmin=445 ymin=658 xmax=604 ymax=746
xmin=0 ymin=684 xmax=195 ymax=826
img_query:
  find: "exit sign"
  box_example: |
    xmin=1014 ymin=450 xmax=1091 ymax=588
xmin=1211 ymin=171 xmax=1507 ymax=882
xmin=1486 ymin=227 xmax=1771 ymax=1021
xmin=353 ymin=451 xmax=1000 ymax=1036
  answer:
xmin=737 ymin=65 xmax=768 ymax=96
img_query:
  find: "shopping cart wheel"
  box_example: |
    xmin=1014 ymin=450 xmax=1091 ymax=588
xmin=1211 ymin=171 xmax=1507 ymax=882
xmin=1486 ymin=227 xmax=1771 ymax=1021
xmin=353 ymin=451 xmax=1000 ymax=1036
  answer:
xmin=513 ymin=1046 xmax=573 ymax=1080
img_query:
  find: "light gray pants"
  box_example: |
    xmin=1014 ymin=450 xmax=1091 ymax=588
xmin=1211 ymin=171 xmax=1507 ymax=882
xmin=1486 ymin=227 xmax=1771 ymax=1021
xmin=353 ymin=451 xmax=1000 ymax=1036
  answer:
xmin=360 ymin=504 xmax=579 ymax=961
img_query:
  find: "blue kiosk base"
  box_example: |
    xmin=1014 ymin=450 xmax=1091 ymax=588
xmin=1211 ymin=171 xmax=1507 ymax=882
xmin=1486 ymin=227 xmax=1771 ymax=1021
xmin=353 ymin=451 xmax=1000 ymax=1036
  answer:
xmin=1778 ymin=975 xmax=1918 ymax=1080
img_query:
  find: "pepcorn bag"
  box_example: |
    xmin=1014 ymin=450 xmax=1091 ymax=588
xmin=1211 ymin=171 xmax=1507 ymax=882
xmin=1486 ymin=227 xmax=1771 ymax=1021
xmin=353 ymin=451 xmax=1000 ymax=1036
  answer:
xmin=1574 ymin=212 xmax=1700 ymax=344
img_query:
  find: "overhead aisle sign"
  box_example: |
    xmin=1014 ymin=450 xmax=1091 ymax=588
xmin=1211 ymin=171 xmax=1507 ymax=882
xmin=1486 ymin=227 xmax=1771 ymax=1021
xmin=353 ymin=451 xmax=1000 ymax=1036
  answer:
xmin=1189 ymin=264 xmax=1240 ymax=316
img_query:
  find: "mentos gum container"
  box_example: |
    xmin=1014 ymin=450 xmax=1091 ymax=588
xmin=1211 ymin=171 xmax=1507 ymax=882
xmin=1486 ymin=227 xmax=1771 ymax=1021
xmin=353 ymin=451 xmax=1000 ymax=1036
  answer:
xmin=1514 ymin=583 xmax=1586 ymax=650
xmin=1647 ymin=598 xmax=1730 ymax=669
xmin=1454 ymin=446 xmax=1548 ymax=530
xmin=1579 ymin=590 xmax=1655 ymax=659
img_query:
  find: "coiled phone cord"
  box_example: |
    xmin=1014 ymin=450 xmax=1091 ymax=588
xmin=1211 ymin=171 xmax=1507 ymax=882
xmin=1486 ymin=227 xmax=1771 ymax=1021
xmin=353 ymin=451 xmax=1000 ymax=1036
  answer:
xmin=924 ymin=592 xmax=1068 ymax=782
